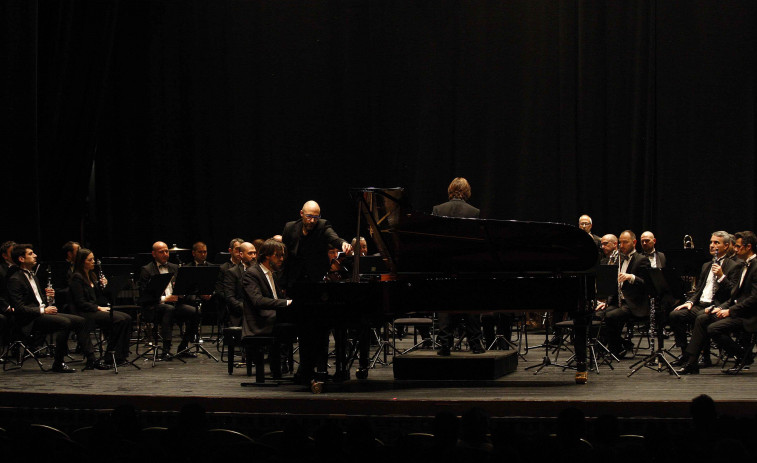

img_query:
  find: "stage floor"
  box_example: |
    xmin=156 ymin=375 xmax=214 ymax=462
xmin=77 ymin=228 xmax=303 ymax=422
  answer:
xmin=2 ymin=333 xmax=757 ymax=421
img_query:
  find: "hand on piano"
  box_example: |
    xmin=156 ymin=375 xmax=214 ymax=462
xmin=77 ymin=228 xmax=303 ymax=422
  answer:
xmin=341 ymin=241 xmax=353 ymax=254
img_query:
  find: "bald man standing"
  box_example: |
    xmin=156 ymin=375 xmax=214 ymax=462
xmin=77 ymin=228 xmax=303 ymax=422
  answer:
xmin=282 ymin=201 xmax=352 ymax=383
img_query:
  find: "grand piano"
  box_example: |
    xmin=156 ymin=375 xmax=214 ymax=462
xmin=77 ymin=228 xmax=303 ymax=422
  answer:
xmin=294 ymin=188 xmax=598 ymax=385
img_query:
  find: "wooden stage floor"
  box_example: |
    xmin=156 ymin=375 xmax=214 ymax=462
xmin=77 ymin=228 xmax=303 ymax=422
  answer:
xmin=2 ymin=335 xmax=757 ymax=421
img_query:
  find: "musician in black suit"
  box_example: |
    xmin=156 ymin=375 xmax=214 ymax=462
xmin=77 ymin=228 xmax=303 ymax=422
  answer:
xmin=6 ymin=244 xmax=88 ymax=372
xmin=597 ymin=230 xmax=651 ymax=356
xmin=137 ymin=241 xmax=201 ymax=360
xmin=677 ymin=231 xmax=757 ymax=374
xmin=670 ymin=231 xmax=742 ymax=367
xmin=579 ymin=215 xmax=602 ymax=251
xmin=432 ymin=178 xmax=485 ymax=355
xmin=222 ymin=242 xmax=257 ymax=327
xmin=282 ymin=200 xmax=351 ymax=382
xmin=52 ymin=241 xmax=79 ymax=313
xmin=599 ymin=234 xmax=618 ymax=264
xmin=0 ymin=241 xmax=15 ymax=351
xmin=242 ymin=239 xmax=291 ymax=379
xmin=214 ymin=238 xmax=244 ymax=326
xmin=69 ymin=248 xmax=133 ymax=368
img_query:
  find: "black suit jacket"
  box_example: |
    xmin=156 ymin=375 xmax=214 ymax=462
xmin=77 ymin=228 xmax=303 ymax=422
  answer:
xmin=6 ymin=268 xmax=47 ymax=330
xmin=69 ymin=272 xmax=108 ymax=315
xmin=241 ymin=263 xmax=288 ymax=336
xmin=720 ymin=259 xmax=757 ymax=331
xmin=688 ymin=258 xmax=743 ymax=307
xmin=137 ymin=261 xmax=178 ymax=306
xmin=643 ymin=250 xmax=667 ymax=269
xmin=282 ymin=218 xmax=346 ymax=288
xmin=607 ymin=252 xmax=651 ymax=317
xmin=222 ymin=263 xmax=246 ymax=326
xmin=431 ymin=199 xmax=480 ymax=219
xmin=0 ymin=261 xmax=11 ymax=312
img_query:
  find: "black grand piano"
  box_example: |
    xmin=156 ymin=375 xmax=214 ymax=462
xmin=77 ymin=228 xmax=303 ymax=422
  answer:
xmin=294 ymin=188 xmax=598 ymax=385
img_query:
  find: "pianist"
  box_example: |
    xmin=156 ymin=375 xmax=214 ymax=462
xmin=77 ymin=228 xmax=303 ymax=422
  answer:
xmin=282 ymin=200 xmax=352 ymax=383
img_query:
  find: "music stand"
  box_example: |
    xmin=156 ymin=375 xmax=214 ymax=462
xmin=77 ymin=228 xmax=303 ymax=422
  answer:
xmin=134 ymin=273 xmax=174 ymax=366
xmin=172 ymin=266 xmax=220 ymax=361
xmin=628 ymin=268 xmax=681 ymax=378
xmin=101 ymin=274 xmax=141 ymax=373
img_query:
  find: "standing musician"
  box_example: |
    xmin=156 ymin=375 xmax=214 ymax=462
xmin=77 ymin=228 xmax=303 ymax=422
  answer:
xmin=282 ymin=200 xmax=351 ymax=383
xmin=241 ymin=239 xmax=292 ymax=379
xmin=137 ymin=241 xmax=202 ymax=360
xmin=69 ymin=248 xmax=133 ymax=368
xmin=579 ymin=215 xmax=602 ymax=250
xmin=677 ymin=231 xmax=757 ymax=374
xmin=596 ymin=230 xmax=650 ymax=357
xmin=6 ymin=244 xmax=88 ymax=373
xmin=432 ymin=177 xmax=486 ymax=356
xmin=670 ymin=231 xmax=742 ymax=368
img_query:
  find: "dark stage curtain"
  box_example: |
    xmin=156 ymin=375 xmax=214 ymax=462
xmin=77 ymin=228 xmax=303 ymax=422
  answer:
xmin=2 ymin=0 xmax=755 ymax=259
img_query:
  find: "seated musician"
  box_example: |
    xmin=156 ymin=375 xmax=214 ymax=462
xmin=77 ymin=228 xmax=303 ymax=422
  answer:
xmin=0 ymin=241 xmax=14 ymax=352
xmin=241 ymin=239 xmax=292 ymax=379
xmin=222 ymin=242 xmax=257 ymax=327
xmin=676 ymin=231 xmax=757 ymax=374
xmin=6 ymin=244 xmax=88 ymax=373
xmin=182 ymin=241 xmax=213 ymax=310
xmin=432 ymin=177 xmax=485 ymax=355
xmin=281 ymin=200 xmax=351 ymax=383
xmin=670 ymin=231 xmax=742 ymax=368
xmin=214 ymin=238 xmax=244 ymax=327
xmin=599 ymin=234 xmax=619 ymax=264
xmin=595 ymin=230 xmax=650 ymax=357
xmin=137 ymin=241 xmax=202 ymax=360
xmin=52 ymin=241 xmax=79 ymax=313
xmin=69 ymin=248 xmax=133 ymax=368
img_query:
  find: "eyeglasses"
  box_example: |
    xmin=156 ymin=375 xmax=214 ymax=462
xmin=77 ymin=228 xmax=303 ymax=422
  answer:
xmin=303 ymin=214 xmax=321 ymax=220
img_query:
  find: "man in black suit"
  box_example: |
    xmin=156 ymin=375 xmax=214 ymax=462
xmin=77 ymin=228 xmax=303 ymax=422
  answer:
xmin=6 ymin=244 xmax=88 ymax=372
xmin=137 ymin=241 xmax=201 ymax=360
xmin=222 ymin=241 xmax=257 ymax=327
xmin=0 ymin=241 xmax=14 ymax=349
xmin=670 ymin=231 xmax=742 ymax=367
xmin=214 ymin=238 xmax=244 ymax=325
xmin=677 ymin=231 xmax=757 ymax=374
xmin=579 ymin=215 xmax=602 ymax=250
xmin=599 ymin=234 xmax=619 ymax=264
xmin=282 ymin=200 xmax=351 ymax=382
xmin=598 ymin=230 xmax=651 ymax=356
xmin=432 ymin=177 xmax=485 ymax=356
xmin=639 ymin=231 xmax=666 ymax=269
xmin=242 ymin=239 xmax=292 ymax=379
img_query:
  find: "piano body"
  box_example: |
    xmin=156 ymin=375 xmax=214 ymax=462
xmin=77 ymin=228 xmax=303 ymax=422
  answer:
xmin=294 ymin=188 xmax=598 ymax=384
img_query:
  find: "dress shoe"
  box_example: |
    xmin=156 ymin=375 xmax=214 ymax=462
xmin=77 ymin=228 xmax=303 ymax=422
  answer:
xmin=177 ymin=351 xmax=198 ymax=359
xmin=671 ymin=355 xmax=689 ymax=367
xmin=437 ymin=347 xmax=451 ymax=356
xmin=675 ymin=363 xmax=700 ymax=375
xmin=159 ymin=352 xmax=173 ymax=361
xmin=51 ymin=362 xmax=77 ymax=373
xmin=698 ymin=357 xmax=714 ymax=368
xmin=470 ymin=343 xmax=486 ymax=354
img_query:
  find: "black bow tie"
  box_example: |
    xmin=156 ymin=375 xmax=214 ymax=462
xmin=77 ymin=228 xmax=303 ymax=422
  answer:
xmin=621 ymin=254 xmax=630 ymax=261
xmin=644 ymin=252 xmax=655 ymax=257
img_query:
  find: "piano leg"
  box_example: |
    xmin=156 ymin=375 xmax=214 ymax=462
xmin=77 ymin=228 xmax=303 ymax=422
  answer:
xmin=573 ymin=305 xmax=590 ymax=384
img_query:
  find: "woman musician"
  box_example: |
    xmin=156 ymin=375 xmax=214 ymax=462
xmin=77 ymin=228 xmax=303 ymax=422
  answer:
xmin=69 ymin=248 xmax=133 ymax=369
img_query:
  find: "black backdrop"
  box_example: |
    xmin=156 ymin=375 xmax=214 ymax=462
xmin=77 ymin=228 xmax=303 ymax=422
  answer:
xmin=2 ymin=0 xmax=755 ymax=259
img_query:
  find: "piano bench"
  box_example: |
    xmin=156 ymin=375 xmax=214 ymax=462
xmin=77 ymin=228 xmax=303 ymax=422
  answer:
xmin=241 ymin=335 xmax=277 ymax=383
xmin=223 ymin=327 xmax=243 ymax=375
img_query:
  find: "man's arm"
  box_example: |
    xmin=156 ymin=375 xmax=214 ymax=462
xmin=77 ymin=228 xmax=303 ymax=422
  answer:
xmin=6 ymin=275 xmax=42 ymax=317
xmin=223 ymin=267 xmax=244 ymax=319
xmin=242 ymin=270 xmax=288 ymax=310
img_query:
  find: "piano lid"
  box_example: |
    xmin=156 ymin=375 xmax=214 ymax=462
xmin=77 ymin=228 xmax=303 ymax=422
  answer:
xmin=392 ymin=212 xmax=598 ymax=273
xmin=350 ymin=187 xmax=597 ymax=275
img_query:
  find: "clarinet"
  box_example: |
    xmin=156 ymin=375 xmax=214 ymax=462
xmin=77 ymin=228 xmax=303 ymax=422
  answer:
xmin=45 ymin=265 xmax=55 ymax=306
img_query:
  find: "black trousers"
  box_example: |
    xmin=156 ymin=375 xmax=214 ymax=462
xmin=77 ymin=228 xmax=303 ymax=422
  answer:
xmin=80 ymin=310 xmax=133 ymax=360
xmin=143 ymin=303 xmax=201 ymax=350
xmin=31 ymin=313 xmax=88 ymax=362
xmin=669 ymin=304 xmax=709 ymax=354
xmin=604 ymin=304 xmax=647 ymax=354
xmin=708 ymin=317 xmax=747 ymax=358
xmin=0 ymin=313 xmax=8 ymax=346
xmin=437 ymin=312 xmax=483 ymax=349
xmin=482 ymin=313 xmax=514 ymax=348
